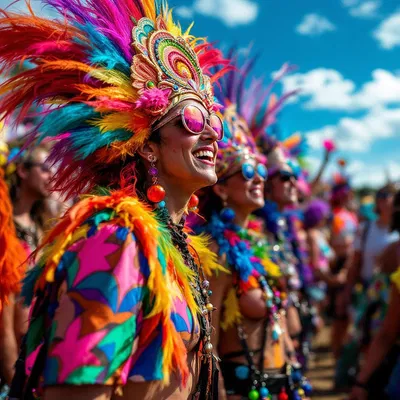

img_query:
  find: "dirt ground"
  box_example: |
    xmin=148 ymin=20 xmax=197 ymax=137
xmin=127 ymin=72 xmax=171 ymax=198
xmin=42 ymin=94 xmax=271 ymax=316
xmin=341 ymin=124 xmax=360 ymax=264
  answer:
xmin=308 ymin=326 xmax=349 ymax=400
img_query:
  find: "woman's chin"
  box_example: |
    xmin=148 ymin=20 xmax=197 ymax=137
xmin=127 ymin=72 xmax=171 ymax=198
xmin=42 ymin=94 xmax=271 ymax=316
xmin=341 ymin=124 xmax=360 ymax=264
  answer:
xmin=195 ymin=170 xmax=218 ymax=189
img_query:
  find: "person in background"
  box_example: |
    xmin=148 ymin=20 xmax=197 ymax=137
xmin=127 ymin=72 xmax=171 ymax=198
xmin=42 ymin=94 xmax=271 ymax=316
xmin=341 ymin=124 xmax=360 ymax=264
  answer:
xmin=328 ymin=179 xmax=358 ymax=359
xmin=338 ymin=184 xmax=398 ymax=320
xmin=0 ymin=143 xmax=52 ymax=389
xmin=0 ymin=141 xmax=26 ymax=395
xmin=304 ymin=199 xmax=335 ymax=318
xmin=349 ymin=189 xmax=400 ymax=400
xmin=7 ymin=143 xmax=52 ymax=253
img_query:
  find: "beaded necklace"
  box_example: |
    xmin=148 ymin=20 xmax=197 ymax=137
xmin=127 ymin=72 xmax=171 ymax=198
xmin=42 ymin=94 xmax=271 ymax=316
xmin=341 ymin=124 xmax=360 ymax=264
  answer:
xmin=200 ymin=210 xmax=288 ymax=399
xmin=158 ymin=208 xmax=217 ymax=399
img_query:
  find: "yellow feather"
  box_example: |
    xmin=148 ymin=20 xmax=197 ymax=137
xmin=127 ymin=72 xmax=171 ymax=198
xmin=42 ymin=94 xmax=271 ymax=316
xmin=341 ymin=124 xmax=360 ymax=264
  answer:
xmin=142 ymin=0 xmax=157 ymax=21
xmin=221 ymin=287 xmax=241 ymax=331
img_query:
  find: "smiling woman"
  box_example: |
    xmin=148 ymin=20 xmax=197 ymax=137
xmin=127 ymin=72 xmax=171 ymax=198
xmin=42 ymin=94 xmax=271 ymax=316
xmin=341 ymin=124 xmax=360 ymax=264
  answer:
xmin=0 ymin=0 xmax=229 ymax=399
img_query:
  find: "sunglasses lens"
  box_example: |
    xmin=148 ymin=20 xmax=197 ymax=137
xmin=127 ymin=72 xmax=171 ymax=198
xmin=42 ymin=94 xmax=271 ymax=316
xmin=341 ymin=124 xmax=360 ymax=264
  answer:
xmin=242 ymin=163 xmax=255 ymax=180
xmin=183 ymin=105 xmax=205 ymax=134
xmin=209 ymin=114 xmax=224 ymax=140
xmin=257 ymin=164 xmax=268 ymax=180
xmin=280 ymin=171 xmax=293 ymax=182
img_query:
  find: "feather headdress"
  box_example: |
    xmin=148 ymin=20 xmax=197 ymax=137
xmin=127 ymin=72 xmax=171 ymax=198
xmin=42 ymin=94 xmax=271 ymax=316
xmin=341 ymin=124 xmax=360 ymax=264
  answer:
xmin=213 ymin=53 xmax=264 ymax=180
xmin=0 ymin=0 xmax=228 ymax=198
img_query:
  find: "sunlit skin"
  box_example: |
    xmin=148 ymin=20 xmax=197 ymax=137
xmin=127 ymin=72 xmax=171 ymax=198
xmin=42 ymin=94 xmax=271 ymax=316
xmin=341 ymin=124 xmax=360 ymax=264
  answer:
xmin=43 ymin=99 xmax=220 ymax=400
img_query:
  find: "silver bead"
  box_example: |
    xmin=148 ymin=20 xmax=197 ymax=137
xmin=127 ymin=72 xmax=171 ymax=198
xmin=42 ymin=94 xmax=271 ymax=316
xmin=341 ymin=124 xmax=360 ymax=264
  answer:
xmin=204 ymin=342 xmax=213 ymax=353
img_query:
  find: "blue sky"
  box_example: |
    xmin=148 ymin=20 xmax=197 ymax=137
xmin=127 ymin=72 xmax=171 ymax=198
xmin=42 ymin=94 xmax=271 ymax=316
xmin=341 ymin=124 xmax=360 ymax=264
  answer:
xmin=1 ymin=0 xmax=400 ymax=187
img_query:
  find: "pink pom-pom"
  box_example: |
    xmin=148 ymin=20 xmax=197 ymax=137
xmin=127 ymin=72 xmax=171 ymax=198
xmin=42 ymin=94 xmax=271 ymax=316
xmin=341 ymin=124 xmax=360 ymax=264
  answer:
xmin=135 ymin=88 xmax=171 ymax=116
xmin=211 ymin=102 xmax=224 ymax=112
xmin=323 ymin=139 xmax=336 ymax=153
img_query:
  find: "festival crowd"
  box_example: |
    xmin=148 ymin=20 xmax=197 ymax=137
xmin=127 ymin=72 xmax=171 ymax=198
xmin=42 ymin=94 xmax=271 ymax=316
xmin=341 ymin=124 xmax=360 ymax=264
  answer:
xmin=0 ymin=1 xmax=399 ymax=400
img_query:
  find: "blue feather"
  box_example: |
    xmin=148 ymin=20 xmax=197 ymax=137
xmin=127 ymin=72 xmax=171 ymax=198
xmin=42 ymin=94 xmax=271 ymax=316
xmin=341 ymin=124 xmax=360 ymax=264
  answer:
xmin=69 ymin=127 xmax=132 ymax=159
xmin=74 ymin=23 xmax=131 ymax=75
xmin=21 ymin=265 xmax=42 ymax=306
xmin=39 ymin=104 xmax=99 ymax=141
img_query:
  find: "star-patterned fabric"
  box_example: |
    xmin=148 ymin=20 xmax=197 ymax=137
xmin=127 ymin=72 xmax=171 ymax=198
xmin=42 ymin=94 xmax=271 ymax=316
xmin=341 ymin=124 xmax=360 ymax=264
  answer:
xmin=25 ymin=222 xmax=199 ymax=389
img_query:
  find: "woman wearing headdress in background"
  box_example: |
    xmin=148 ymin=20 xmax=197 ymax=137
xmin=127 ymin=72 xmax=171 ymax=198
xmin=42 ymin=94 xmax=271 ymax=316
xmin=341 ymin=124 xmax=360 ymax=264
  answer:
xmin=195 ymin=59 xmax=311 ymax=400
xmin=0 ymin=0 xmax=229 ymax=398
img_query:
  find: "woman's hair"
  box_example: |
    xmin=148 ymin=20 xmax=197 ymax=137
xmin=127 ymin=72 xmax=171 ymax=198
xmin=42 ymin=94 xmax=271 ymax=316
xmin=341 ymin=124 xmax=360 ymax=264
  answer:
xmin=304 ymin=199 xmax=330 ymax=229
xmin=93 ymin=128 xmax=163 ymax=198
xmin=197 ymin=185 xmax=224 ymax=222
xmin=390 ymin=189 xmax=400 ymax=233
xmin=330 ymin=183 xmax=351 ymax=208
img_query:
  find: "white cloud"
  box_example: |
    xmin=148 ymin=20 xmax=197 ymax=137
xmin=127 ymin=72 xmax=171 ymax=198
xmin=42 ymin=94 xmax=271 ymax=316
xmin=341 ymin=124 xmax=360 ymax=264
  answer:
xmin=175 ymin=6 xmax=194 ymax=19
xmin=341 ymin=0 xmax=381 ymax=19
xmin=280 ymin=68 xmax=400 ymax=111
xmin=305 ymin=106 xmax=400 ymax=152
xmin=349 ymin=1 xmax=381 ymax=19
xmin=373 ymin=11 xmax=400 ymax=49
xmin=175 ymin=0 xmax=258 ymax=27
xmin=295 ymin=13 xmax=336 ymax=36
xmin=347 ymin=160 xmax=400 ymax=187
xmin=341 ymin=0 xmax=359 ymax=6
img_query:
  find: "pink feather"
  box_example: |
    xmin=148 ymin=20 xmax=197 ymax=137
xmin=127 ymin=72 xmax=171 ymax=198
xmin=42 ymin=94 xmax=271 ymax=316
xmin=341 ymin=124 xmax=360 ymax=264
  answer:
xmin=135 ymin=88 xmax=171 ymax=116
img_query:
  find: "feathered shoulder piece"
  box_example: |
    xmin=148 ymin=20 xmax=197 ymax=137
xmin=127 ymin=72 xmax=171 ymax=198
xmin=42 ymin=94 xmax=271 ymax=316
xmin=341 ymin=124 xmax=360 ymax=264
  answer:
xmin=0 ymin=0 xmax=229 ymax=197
xmin=23 ymin=188 xmax=222 ymax=385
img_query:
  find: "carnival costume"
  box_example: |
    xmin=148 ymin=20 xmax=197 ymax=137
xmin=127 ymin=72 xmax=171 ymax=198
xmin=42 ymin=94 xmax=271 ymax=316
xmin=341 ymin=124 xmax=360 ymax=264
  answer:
xmin=196 ymin=60 xmax=311 ymax=400
xmin=0 ymin=0 xmax=228 ymax=398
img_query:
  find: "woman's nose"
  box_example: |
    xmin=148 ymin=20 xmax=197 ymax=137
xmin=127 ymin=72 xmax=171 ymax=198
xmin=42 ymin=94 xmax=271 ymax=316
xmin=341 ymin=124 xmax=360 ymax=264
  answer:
xmin=201 ymin=123 xmax=219 ymax=142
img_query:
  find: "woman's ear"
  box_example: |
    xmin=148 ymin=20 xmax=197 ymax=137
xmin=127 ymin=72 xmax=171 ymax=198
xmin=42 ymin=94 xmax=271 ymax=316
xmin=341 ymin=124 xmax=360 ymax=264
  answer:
xmin=212 ymin=183 xmax=228 ymax=203
xmin=16 ymin=163 xmax=28 ymax=180
xmin=137 ymin=141 xmax=159 ymax=164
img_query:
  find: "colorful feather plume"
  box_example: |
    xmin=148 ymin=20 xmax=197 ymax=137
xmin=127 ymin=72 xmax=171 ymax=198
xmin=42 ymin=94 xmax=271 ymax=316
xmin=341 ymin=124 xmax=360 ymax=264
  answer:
xmin=0 ymin=0 xmax=228 ymax=198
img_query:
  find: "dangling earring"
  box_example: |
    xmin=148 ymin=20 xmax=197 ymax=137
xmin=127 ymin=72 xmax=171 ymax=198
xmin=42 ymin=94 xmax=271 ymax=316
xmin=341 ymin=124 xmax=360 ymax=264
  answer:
xmin=220 ymin=196 xmax=235 ymax=223
xmin=188 ymin=194 xmax=199 ymax=213
xmin=146 ymin=155 xmax=166 ymax=208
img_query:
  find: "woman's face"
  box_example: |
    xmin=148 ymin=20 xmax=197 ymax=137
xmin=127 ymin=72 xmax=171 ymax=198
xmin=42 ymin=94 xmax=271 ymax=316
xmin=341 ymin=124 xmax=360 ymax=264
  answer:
xmin=268 ymin=164 xmax=298 ymax=207
xmin=19 ymin=149 xmax=51 ymax=199
xmin=216 ymin=158 xmax=265 ymax=214
xmin=152 ymin=99 xmax=219 ymax=194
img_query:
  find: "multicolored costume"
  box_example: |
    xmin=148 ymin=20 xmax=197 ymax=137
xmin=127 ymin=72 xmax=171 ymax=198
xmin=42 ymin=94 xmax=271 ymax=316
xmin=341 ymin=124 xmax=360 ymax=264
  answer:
xmin=0 ymin=0 xmax=227 ymax=398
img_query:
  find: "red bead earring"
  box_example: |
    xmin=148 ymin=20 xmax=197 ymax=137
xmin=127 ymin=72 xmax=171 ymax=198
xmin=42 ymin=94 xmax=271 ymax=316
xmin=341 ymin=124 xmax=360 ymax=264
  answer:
xmin=146 ymin=155 xmax=166 ymax=207
xmin=188 ymin=194 xmax=199 ymax=213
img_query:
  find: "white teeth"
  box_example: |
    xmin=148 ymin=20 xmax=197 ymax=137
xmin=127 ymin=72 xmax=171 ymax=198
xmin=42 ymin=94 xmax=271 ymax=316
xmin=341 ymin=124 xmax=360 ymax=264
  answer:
xmin=193 ymin=150 xmax=214 ymax=159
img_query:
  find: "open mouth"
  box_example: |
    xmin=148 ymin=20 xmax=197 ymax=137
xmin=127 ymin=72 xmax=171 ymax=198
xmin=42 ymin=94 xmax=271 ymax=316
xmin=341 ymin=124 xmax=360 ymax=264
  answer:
xmin=192 ymin=149 xmax=215 ymax=165
xmin=250 ymin=186 xmax=263 ymax=198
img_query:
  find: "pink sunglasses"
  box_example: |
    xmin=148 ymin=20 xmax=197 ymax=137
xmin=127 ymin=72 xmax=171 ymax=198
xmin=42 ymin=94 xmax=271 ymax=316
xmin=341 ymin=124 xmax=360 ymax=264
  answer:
xmin=152 ymin=104 xmax=224 ymax=141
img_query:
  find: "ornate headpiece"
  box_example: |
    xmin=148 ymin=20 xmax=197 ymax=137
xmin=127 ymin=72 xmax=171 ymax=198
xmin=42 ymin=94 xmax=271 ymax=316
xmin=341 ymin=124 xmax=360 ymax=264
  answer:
xmin=213 ymin=55 xmax=265 ymax=180
xmin=0 ymin=0 xmax=228 ymax=197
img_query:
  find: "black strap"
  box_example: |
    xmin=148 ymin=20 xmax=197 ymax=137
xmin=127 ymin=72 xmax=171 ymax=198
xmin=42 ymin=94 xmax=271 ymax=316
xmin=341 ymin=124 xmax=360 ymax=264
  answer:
xmin=237 ymin=314 xmax=270 ymax=380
